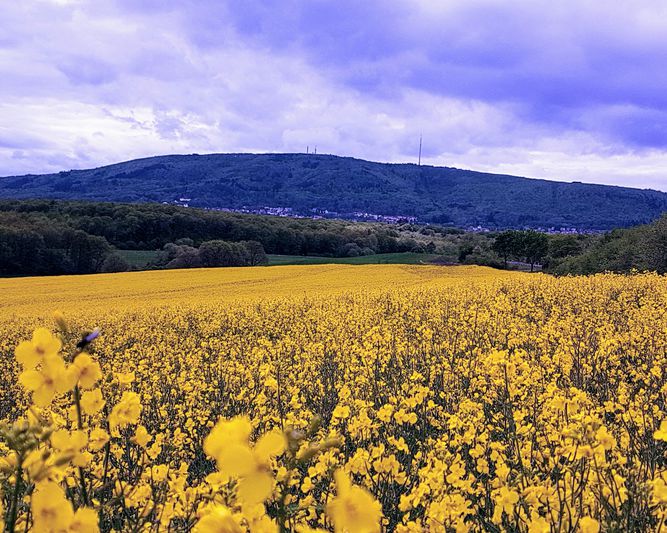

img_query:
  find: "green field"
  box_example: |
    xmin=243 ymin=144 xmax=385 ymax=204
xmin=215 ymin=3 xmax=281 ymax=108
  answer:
xmin=117 ymin=249 xmax=160 ymax=268
xmin=116 ymin=250 xmax=443 ymax=269
xmin=266 ymin=252 xmax=442 ymax=266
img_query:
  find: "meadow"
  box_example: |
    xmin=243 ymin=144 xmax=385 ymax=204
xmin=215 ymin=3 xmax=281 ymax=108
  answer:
xmin=115 ymin=251 xmax=445 ymax=270
xmin=0 ymin=264 xmax=666 ymax=532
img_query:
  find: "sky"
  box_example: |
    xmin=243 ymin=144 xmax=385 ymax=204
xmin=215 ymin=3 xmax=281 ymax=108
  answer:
xmin=1 ymin=0 xmax=666 ymax=191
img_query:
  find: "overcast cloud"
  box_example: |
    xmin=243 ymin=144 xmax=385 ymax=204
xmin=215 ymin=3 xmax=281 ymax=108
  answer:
xmin=1 ymin=0 xmax=666 ymax=190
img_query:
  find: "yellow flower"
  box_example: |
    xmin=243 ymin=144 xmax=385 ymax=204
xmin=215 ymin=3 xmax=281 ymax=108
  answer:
xmin=301 ymin=476 xmax=314 ymax=494
xmin=579 ymin=516 xmax=600 ymax=533
xmin=109 ymin=391 xmax=142 ymax=429
xmin=115 ymin=371 xmax=135 ymax=386
xmin=80 ymin=388 xmax=105 ymax=415
xmin=19 ymin=356 xmax=72 ymax=407
xmin=595 ymin=426 xmax=616 ymax=450
xmin=51 ymin=429 xmax=89 ymax=467
xmin=69 ymin=507 xmax=99 ymax=532
xmin=377 ymin=404 xmax=394 ymax=422
xmin=68 ymin=352 xmax=102 ymax=389
xmin=31 ymin=481 xmax=74 ymax=532
xmin=327 ymin=469 xmax=382 ymax=533
xmin=204 ymin=417 xmax=285 ymax=505
xmin=237 ymin=430 xmax=285 ymax=505
xmin=203 ymin=416 xmax=252 ymax=461
xmin=528 ymin=515 xmax=550 ymax=533
xmin=88 ymin=428 xmax=110 ymax=451
xmin=15 ymin=328 xmax=62 ymax=369
xmin=149 ymin=464 xmax=169 ymax=482
xmin=494 ymin=486 xmax=520 ymax=517
xmin=132 ymin=425 xmax=152 ymax=448
xmin=652 ymin=478 xmax=667 ymax=505
xmin=332 ymin=405 xmax=351 ymax=420
xmin=194 ymin=505 xmax=243 ymax=533
xmin=248 ymin=513 xmax=279 ymax=533
xmin=22 ymin=448 xmax=54 ymax=482
xmin=575 ymin=445 xmax=594 ymax=460
xmin=654 ymin=420 xmax=667 ymax=441
xmin=13 ymin=266 xmax=667 ymax=531
xmin=264 ymin=376 xmax=278 ymax=390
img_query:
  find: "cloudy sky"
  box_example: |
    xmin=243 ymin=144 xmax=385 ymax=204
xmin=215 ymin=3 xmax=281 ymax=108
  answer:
xmin=1 ymin=0 xmax=666 ymax=190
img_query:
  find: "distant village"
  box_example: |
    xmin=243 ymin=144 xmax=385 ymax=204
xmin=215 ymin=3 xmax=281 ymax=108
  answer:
xmin=169 ymin=198 xmax=599 ymax=234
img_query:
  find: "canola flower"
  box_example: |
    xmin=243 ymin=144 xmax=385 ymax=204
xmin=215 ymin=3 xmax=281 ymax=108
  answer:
xmin=327 ymin=469 xmax=382 ymax=533
xmin=1 ymin=265 xmax=667 ymax=530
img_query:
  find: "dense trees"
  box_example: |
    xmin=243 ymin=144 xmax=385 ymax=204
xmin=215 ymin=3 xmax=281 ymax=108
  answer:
xmin=0 ymin=203 xmax=278 ymax=276
xmin=0 ymin=216 xmax=110 ymax=276
xmin=643 ymin=216 xmax=667 ymax=271
xmin=100 ymin=253 xmax=131 ymax=273
xmin=490 ymin=220 xmax=667 ymax=275
xmin=491 ymin=230 xmax=549 ymax=271
xmin=7 ymin=198 xmax=664 ymax=278
xmin=552 ymin=214 xmax=667 ymax=274
xmin=0 ymin=200 xmax=424 ymax=258
xmin=172 ymin=240 xmax=269 ymax=268
xmin=491 ymin=232 xmax=517 ymax=266
xmin=523 ymin=231 xmax=549 ymax=272
xmin=0 ymin=200 xmax=430 ymax=276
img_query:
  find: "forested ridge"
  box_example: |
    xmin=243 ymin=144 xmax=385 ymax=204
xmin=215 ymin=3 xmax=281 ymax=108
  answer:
xmin=2 ymin=153 xmax=666 ymax=229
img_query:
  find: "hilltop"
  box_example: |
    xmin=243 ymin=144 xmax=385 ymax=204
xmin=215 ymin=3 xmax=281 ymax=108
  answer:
xmin=1 ymin=153 xmax=666 ymax=230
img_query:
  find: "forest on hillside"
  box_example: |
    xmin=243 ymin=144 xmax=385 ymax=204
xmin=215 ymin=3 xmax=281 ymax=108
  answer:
xmin=2 ymin=153 xmax=666 ymax=230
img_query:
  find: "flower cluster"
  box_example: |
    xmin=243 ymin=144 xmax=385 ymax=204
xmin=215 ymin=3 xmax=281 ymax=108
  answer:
xmin=1 ymin=268 xmax=667 ymax=531
xmin=1 ymin=312 xmax=381 ymax=531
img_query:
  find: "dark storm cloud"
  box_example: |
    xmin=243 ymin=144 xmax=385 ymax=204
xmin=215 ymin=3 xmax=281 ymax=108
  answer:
xmin=213 ymin=0 xmax=667 ymax=149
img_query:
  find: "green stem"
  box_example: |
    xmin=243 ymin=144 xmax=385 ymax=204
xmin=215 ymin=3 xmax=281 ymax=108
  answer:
xmin=74 ymin=385 xmax=84 ymax=429
xmin=101 ymin=440 xmax=111 ymax=488
xmin=73 ymin=384 xmax=90 ymax=505
xmin=8 ymin=460 xmax=23 ymax=533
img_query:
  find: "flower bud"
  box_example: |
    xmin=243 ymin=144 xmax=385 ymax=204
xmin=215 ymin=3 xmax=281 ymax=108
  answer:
xmin=296 ymin=445 xmax=320 ymax=462
xmin=53 ymin=310 xmax=68 ymax=333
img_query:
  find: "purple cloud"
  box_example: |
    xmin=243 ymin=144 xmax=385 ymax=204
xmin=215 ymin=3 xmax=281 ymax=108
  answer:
xmin=0 ymin=0 xmax=666 ymax=190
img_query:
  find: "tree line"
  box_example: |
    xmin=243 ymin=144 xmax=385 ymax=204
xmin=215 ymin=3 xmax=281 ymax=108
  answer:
xmin=0 ymin=200 xmax=426 ymax=258
xmin=491 ymin=230 xmax=550 ymax=271
xmin=1 ymin=199 xmax=662 ymax=277
xmin=156 ymin=240 xmax=268 ymax=269
xmin=0 ymin=200 xmax=432 ymax=276
xmin=490 ymin=229 xmax=596 ymax=273
xmin=0 ymin=210 xmax=270 ymax=276
xmin=491 ymin=217 xmax=667 ymax=275
xmin=550 ymin=214 xmax=667 ymax=274
xmin=0 ymin=213 xmax=111 ymax=276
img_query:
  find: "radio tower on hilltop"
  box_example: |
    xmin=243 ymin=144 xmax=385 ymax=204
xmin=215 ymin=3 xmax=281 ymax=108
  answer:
xmin=418 ymin=134 xmax=423 ymax=166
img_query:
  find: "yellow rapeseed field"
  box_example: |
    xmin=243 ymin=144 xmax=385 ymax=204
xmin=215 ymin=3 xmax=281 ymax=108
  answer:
xmin=0 ymin=264 xmax=515 ymax=318
xmin=1 ymin=264 xmax=667 ymax=532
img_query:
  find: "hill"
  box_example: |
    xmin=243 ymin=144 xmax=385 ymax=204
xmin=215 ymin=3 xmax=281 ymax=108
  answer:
xmin=1 ymin=153 xmax=666 ymax=230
